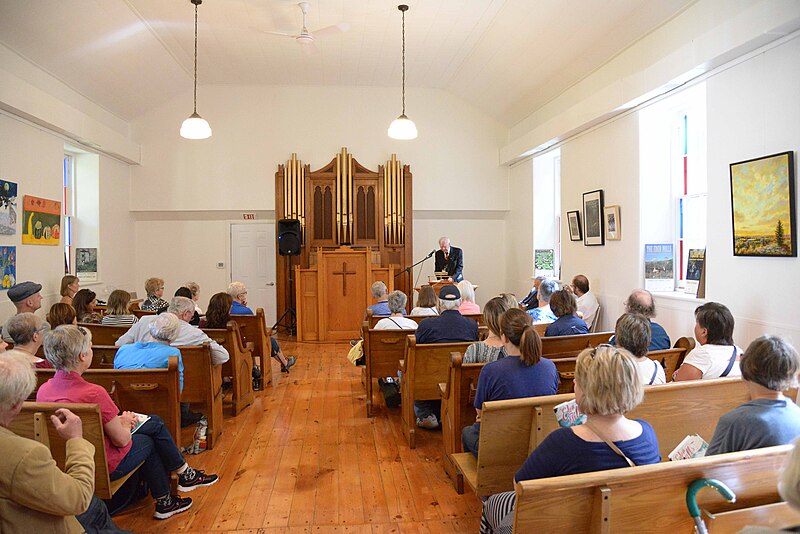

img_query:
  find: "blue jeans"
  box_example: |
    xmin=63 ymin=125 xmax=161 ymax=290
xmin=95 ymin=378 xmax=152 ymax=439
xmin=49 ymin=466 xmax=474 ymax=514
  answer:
xmin=109 ymin=415 xmax=184 ymax=499
xmin=270 ymin=337 xmax=280 ymax=357
xmin=462 ymin=422 xmax=480 ymax=457
xmin=413 ymin=400 xmax=441 ymax=421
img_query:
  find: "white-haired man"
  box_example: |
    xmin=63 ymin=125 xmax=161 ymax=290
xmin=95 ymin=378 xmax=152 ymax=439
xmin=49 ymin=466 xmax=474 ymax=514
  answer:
xmin=114 ymin=313 xmax=185 ymax=391
xmin=434 ymin=237 xmax=464 ymax=282
xmin=227 ymin=282 xmax=253 ymax=315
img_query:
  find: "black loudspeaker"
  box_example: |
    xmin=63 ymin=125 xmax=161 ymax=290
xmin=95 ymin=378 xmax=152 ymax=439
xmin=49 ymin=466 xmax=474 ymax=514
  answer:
xmin=277 ymin=219 xmax=301 ymax=256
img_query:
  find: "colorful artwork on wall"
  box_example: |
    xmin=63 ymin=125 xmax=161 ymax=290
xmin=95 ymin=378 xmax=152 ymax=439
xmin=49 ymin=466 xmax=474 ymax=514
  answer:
xmin=21 ymin=195 xmax=61 ymax=246
xmin=0 ymin=246 xmax=16 ymax=290
xmin=730 ymin=151 xmax=796 ymax=257
xmin=0 ymin=180 xmax=18 ymax=235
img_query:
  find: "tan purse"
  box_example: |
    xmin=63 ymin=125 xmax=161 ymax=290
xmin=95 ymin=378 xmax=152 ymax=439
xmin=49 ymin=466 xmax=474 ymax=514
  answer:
xmin=585 ymin=421 xmax=636 ymax=467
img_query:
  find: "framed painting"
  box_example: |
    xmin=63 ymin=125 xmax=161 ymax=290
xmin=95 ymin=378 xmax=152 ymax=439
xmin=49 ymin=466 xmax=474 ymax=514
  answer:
xmin=567 ymin=210 xmax=582 ymax=241
xmin=730 ymin=151 xmax=796 ymax=257
xmin=604 ymin=205 xmax=621 ymax=241
xmin=21 ymin=195 xmax=61 ymax=246
xmin=582 ymin=189 xmax=604 ymax=246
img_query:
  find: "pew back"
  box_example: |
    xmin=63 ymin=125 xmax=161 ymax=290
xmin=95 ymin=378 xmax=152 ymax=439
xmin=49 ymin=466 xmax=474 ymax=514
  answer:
xmin=366 ymin=310 xmax=483 ymax=329
xmin=539 ymin=331 xmax=614 ymax=359
xmin=179 ymin=343 xmax=224 ymax=449
xmin=229 ymin=308 xmax=274 ymax=387
xmin=201 ymin=321 xmax=254 ymax=414
xmin=513 ymin=445 xmax=792 ymax=533
xmin=78 ymin=323 xmax=130 ymax=347
xmin=362 ymin=323 xmax=417 ymax=417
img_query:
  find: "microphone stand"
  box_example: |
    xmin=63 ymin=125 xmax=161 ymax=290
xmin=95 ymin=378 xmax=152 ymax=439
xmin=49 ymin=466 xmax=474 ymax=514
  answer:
xmin=396 ymin=251 xmax=435 ymax=312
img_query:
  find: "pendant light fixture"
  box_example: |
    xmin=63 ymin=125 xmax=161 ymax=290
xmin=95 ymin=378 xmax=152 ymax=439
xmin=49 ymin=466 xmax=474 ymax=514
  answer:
xmin=180 ymin=0 xmax=212 ymax=139
xmin=387 ymin=4 xmax=417 ymax=140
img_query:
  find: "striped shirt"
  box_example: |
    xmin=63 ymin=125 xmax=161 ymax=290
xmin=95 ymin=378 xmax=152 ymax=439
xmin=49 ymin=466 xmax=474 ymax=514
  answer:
xmin=101 ymin=314 xmax=139 ymax=326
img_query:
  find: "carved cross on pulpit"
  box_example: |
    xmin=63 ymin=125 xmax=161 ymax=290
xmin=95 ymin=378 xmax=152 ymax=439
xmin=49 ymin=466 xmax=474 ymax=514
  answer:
xmin=333 ymin=262 xmax=357 ymax=295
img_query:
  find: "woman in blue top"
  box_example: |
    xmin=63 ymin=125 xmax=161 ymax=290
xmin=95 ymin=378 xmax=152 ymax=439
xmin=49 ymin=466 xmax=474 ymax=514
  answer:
xmin=544 ymin=289 xmax=589 ymax=337
xmin=480 ymin=345 xmax=661 ymax=534
xmin=462 ymin=308 xmax=559 ymax=457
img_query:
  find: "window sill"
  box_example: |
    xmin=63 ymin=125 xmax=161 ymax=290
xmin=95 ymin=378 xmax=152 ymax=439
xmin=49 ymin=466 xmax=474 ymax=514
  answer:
xmin=650 ymin=290 xmax=706 ymax=304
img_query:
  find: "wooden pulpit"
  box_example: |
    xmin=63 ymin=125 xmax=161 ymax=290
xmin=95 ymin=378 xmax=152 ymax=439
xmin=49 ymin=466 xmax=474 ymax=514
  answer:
xmin=295 ymin=247 xmax=396 ymax=341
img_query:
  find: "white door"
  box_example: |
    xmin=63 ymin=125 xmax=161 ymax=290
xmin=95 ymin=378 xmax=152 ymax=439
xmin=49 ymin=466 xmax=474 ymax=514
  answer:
xmin=230 ymin=223 xmax=276 ymax=325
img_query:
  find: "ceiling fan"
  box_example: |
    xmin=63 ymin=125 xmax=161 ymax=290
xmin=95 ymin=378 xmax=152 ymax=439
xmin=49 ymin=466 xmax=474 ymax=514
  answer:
xmin=260 ymin=1 xmax=349 ymax=55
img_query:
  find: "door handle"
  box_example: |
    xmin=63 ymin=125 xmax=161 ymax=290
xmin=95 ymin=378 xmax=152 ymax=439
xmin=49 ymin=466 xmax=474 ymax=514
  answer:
xmin=265 ymin=282 xmax=275 ymax=286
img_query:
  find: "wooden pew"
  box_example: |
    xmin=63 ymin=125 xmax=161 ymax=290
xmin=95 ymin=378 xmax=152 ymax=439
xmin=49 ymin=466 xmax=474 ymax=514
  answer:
xmin=78 ymin=323 xmax=131 ymax=346
xmin=229 ymin=308 xmax=274 ymax=387
xmin=201 ymin=321 xmax=255 ymax=415
xmin=399 ymin=336 xmax=476 ymax=448
xmin=366 ymin=309 xmax=484 ymax=328
xmin=513 ymin=445 xmax=793 ymax=533
xmin=539 ymin=331 xmax=614 ymax=359
xmin=450 ymin=377 xmax=794 ymax=496
xmin=35 ymin=357 xmax=182 ymax=449
xmin=362 ymin=322 xmax=417 ymax=417
xmin=132 ymin=309 xmax=156 ymax=319
xmin=439 ymin=352 xmax=483 ymax=492
xmin=8 ymin=402 xmax=143 ymax=499
xmin=179 ymin=343 xmax=224 ymax=449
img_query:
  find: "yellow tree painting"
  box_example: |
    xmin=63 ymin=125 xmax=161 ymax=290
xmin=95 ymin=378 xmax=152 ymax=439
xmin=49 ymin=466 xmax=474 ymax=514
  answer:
xmin=730 ymin=151 xmax=796 ymax=257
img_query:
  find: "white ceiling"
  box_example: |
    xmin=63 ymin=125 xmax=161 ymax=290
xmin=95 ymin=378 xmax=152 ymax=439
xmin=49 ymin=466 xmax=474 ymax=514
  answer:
xmin=0 ymin=0 xmax=694 ymax=125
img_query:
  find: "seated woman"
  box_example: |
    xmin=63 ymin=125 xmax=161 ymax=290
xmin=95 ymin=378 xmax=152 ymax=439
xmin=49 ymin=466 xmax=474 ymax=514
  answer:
xmin=37 ymin=325 xmax=219 ymax=519
xmin=706 ymin=335 xmax=800 ymax=455
xmin=615 ymin=313 xmax=665 ymax=385
xmin=184 ymin=281 xmax=203 ymax=315
xmin=203 ymin=292 xmax=297 ymax=373
xmin=544 ymin=290 xmax=589 ymax=337
xmin=410 ymin=285 xmax=438 ymax=316
xmin=174 ymin=287 xmax=200 ymax=325
xmin=374 ymin=291 xmax=418 ymax=330
xmin=72 ymin=289 xmax=102 ymax=324
xmin=141 ymin=277 xmax=169 ymax=313
xmin=457 ymin=280 xmax=480 ymax=314
xmin=47 ymin=302 xmax=77 ymax=328
xmin=227 ymin=281 xmax=253 ymax=315
xmin=462 ymin=308 xmax=559 ymax=456
xmin=59 ymin=275 xmax=79 ymax=306
xmin=115 ymin=313 xmax=184 ymax=392
xmin=463 ymin=296 xmax=510 ymax=364
xmin=480 ymin=345 xmax=661 ymax=534
xmin=101 ymin=289 xmax=139 ymax=326
xmin=673 ymin=302 xmax=742 ymax=381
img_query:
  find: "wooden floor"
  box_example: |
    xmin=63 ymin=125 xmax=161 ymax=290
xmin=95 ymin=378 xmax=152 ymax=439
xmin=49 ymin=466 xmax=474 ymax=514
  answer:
xmin=115 ymin=337 xmax=482 ymax=533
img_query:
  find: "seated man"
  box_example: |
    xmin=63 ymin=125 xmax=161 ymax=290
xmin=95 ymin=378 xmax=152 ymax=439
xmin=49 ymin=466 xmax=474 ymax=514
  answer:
xmin=0 ymin=352 xmax=126 ymax=533
xmin=614 ymin=289 xmax=671 ymax=351
xmin=571 ymin=275 xmax=599 ymax=330
xmin=2 ymin=281 xmax=49 ymax=343
xmin=227 ymin=282 xmax=253 ymax=315
xmin=4 ymin=313 xmax=50 ymax=368
xmin=707 ymin=335 xmax=800 ymax=455
xmin=615 ymin=313 xmax=665 ymax=385
xmin=520 ymin=276 xmax=544 ymax=311
xmin=526 ymin=278 xmax=558 ymax=324
xmin=414 ymin=285 xmax=479 ymax=429
xmin=114 ymin=313 xmax=185 ymax=391
xmin=365 ymin=281 xmax=392 ymax=318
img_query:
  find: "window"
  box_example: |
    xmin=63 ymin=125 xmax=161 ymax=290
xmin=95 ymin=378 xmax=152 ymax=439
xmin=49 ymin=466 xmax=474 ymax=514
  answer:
xmin=639 ymin=83 xmax=706 ymax=290
xmin=533 ymin=148 xmax=561 ymax=279
xmin=63 ymin=153 xmax=74 ymax=274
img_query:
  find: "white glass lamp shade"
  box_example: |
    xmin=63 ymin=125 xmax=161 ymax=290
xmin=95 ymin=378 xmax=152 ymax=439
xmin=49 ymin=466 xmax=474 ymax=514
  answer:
xmin=387 ymin=114 xmax=418 ymax=140
xmin=180 ymin=112 xmax=212 ymax=139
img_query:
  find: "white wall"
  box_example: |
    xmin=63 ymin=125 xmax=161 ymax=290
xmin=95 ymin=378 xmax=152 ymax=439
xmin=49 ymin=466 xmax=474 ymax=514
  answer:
xmin=130 ymin=85 xmax=510 ymax=307
xmin=505 ymin=159 xmax=534 ymax=299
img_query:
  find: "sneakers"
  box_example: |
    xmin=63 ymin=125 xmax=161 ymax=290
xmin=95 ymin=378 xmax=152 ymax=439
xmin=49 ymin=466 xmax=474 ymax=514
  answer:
xmin=178 ymin=467 xmax=219 ymax=492
xmin=416 ymin=414 xmax=439 ymax=429
xmin=154 ymin=494 xmax=192 ymax=519
xmin=281 ymin=355 xmax=297 ymax=373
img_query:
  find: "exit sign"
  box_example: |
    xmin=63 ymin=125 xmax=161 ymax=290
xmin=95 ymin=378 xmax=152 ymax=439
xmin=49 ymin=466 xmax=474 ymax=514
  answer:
xmin=242 ymin=213 xmax=256 ymax=220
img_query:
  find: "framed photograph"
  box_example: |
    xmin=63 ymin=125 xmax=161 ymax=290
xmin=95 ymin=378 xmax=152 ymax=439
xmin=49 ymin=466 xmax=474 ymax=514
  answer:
xmin=567 ymin=210 xmax=582 ymax=241
xmin=730 ymin=151 xmax=796 ymax=257
xmin=582 ymin=189 xmax=605 ymax=246
xmin=604 ymin=205 xmax=621 ymax=241
xmin=21 ymin=195 xmax=61 ymax=246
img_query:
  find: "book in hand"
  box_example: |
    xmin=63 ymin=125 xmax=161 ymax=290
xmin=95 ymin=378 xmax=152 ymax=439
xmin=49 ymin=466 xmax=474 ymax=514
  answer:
xmin=668 ymin=434 xmax=708 ymax=461
xmin=131 ymin=412 xmax=151 ymax=434
xmin=554 ymin=399 xmax=586 ymax=428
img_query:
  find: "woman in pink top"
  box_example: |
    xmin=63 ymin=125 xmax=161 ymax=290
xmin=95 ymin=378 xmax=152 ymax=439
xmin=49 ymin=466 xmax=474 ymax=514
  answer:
xmin=457 ymin=280 xmax=481 ymax=314
xmin=36 ymin=325 xmax=219 ymax=520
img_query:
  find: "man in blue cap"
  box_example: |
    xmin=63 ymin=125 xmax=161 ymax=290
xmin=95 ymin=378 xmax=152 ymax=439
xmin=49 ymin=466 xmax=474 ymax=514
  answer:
xmin=2 ymin=281 xmax=49 ymax=343
xmin=413 ymin=284 xmax=479 ymax=428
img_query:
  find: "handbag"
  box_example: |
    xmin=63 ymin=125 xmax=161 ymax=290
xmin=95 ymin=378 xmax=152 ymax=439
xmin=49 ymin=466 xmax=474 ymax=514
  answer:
xmin=347 ymin=339 xmax=364 ymax=366
xmin=585 ymin=421 xmax=636 ymax=467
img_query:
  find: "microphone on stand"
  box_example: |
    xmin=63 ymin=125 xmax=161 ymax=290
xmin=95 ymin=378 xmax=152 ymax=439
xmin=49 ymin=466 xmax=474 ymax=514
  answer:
xmin=428 ymin=249 xmax=436 ymax=257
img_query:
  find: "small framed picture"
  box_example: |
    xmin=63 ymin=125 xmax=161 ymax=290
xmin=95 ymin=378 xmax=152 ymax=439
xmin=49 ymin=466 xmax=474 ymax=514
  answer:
xmin=582 ymin=189 xmax=605 ymax=246
xmin=604 ymin=205 xmax=621 ymax=241
xmin=567 ymin=210 xmax=582 ymax=241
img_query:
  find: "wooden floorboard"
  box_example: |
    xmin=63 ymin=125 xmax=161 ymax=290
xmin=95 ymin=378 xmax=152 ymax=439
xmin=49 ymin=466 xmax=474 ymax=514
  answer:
xmin=113 ymin=338 xmax=481 ymax=533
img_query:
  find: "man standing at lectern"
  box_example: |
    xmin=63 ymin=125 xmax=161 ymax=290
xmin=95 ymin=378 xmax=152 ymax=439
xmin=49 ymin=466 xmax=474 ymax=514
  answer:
xmin=434 ymin=237 xmax=464 ymax=282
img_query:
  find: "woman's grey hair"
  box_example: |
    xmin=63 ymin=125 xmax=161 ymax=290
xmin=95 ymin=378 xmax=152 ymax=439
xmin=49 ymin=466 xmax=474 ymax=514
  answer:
xmin=741 ymin=335 xmax=800 ymax=392
xmin=614 ymin=313 xmax=652 ymax=358
xmin=184 ymin=281 xmax=200 ymax=298
xmin=227 ymin=281 xmax=247 ymax=299
xmin=538 ymin=279 xmax=558 ymax=303
xmin=5 ymin=312 xmax=43 ymax=346
xmin=457 ymin=280 xmax=476 ymax=304
xmin=0 ymin=352 xmax=36 ymax=412
xmin=44 ymin=325 xmax=92 ymax=371
xmin=150 ymin=313 xmax=182 ymax=343
xmin=371 ymin=281 xmax=388 ymax=300
xmin=168 ymin=296 xmax=196 ymax=317
xmin=387 ymin=291 xmax=407 ymax=314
